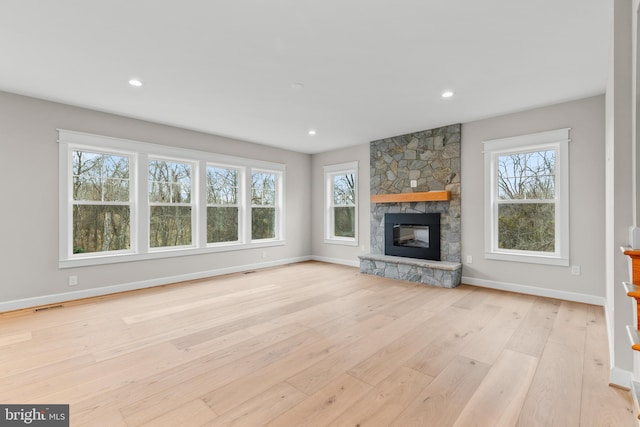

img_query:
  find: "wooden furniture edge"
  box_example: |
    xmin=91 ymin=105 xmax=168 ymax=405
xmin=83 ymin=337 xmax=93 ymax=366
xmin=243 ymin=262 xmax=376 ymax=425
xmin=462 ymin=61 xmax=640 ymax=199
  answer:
xmin=624 ymin=248 xmax=640 ymax=257
xmin=623 ymin=249 xmax=640 ymax=341
xmin=623 ymin=249 xmax=640 ymax=287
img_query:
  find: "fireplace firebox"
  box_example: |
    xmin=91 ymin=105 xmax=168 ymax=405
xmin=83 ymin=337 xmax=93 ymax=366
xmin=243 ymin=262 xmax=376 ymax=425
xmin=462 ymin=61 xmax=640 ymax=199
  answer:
xmin=384 ymin=213 xmax=440 ymax=261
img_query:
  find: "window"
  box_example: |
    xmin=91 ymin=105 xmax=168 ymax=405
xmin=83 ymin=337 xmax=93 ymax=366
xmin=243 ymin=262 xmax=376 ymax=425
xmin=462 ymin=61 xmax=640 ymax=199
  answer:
xmin=484 ymin=128 xmax=569 ymax=265
xmin=207 ymin=165 xmax=240 ymax=244
xmin=58 ymin=129 xmax=285 ymax=268
xmin=251 ymin=170 xmax=281 ymax=240
xmin=324 ymin=161 xmax=358 ymax=245
xmin=148 ymin=159 xmax=193 ymax=248
xmin=71 ymin=149 xmax=132 ymax=255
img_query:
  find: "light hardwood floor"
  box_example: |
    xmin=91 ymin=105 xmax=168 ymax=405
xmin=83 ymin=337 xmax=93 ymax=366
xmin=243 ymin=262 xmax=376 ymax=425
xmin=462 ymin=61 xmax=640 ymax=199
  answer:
xmin=0 ymin=261 xmax=633 ymax=426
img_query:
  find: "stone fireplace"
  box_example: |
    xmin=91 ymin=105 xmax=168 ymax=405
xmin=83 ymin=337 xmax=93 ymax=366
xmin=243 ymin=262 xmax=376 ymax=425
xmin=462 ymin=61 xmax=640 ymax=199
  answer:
xmin=359 ymin=124 xmax=462 ymax=288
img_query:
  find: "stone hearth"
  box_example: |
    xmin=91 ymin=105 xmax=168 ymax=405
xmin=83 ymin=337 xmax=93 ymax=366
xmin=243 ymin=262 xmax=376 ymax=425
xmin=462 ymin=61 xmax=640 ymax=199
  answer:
xmin=360 ymin=124 xmax=462 ymax=288
xmin=359 ymin=254 xmax=462 ymax=288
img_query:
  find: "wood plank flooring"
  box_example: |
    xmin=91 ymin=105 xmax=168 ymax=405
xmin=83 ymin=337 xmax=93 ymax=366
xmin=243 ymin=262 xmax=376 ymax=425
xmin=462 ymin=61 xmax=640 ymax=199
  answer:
xmin=0 ymin=261 xmax=633 ymax=426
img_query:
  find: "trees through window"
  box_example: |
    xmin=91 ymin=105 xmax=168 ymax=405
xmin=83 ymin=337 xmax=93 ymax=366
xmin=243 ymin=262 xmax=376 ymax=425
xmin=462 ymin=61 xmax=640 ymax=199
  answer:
xmin=148 ymin=159 xmax=193 ymax=248
xmin=59 ymin=130 xmax=285 ymax=267
xmin=251 ymin=171 xmax=278 ymax=240
xmin=332 ymin=173 xmax=356 ymax=238
xmin=72 ymin=150 xmax=131 ymax=254
xmin=496 ymin=149 xmax=555 ymax=252
xmin=207 ymin=166 xmax=240 ymax=244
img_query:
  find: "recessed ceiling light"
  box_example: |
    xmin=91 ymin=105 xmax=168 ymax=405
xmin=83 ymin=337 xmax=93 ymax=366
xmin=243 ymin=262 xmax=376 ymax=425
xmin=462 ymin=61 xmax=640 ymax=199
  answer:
xmin=128 ymin=79 xmax=143 ymax=87
xmin=441 ymin=90 xmax=454 ymax=98
xmin=308 ymin=129 xmax=317 ymax=135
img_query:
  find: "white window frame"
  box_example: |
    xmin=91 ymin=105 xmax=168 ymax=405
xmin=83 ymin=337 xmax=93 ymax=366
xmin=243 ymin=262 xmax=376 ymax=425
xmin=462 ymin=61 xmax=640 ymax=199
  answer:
xmin=58 ymin=129 xmax=285 ymax=268
xmin=324 ymin=161 xmax=359 ymax=246
xmin=64 ymin=146 xmax=137 ymax=259
xmin=147 ymin=156 xmax=196 ymax=251
xmin=205 ymin=163 xmax=243 ymax=246
xmin=250 ymin=168 xmax=285 ymax=243
xmin=483 ymin=128 xmax=570 ymax=266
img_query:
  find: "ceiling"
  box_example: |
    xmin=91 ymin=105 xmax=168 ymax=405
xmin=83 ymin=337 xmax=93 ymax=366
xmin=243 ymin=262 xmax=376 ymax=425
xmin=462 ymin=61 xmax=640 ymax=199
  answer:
xmin=0 ymin=1 xmax=612 ymax=154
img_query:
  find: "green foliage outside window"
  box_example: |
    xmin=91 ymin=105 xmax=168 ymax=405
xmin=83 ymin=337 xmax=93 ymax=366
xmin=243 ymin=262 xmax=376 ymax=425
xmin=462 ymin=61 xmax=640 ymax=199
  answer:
xmin=148 ymin=160 xmax=192 ymax=247
xmin=334 ymin=207 xmax=355 ymax=237
xmin=251 ymin=172 xmax=277 ymax=239
xmin=332 ymin=173 xmax=355 ymax=238
xmin=149 ymin=206 xmax=192 ymax=247
xmin=252 ymin=208 xmax=276 ymax=239
xmin=73 ymin=205 xmax=130 ymax=253
xmin=72 ymin=151 xmax=131 ymax=254
xmin=497 ymin=150 xmax=556 ymax=253
xmin=207 ymin=206 xmax=239 ymax=243
xmin=207 ymin=167 xmax=239 ymax=243
xmin=498 ymin=204 xmax=554 ymax=251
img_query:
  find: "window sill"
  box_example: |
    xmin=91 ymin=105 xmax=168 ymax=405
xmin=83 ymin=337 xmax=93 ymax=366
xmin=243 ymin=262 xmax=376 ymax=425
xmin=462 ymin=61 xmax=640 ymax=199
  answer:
xmin=59 ymin=240 xmax=286 ymax=269
xmin=484 ymin=251 xmax=569 ymax=266
xmin=324 ymin=238 xmax=359 ymax=247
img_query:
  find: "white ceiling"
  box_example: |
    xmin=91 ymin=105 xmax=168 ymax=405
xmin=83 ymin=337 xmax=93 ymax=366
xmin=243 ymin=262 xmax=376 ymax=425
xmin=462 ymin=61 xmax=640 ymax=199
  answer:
xmin=0 ymin=1 xmax=612 ymax=154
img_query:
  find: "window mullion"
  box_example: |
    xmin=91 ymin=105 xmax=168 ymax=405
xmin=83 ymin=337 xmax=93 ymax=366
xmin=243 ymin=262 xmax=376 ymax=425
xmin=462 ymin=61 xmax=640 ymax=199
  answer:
xmin=243 ymin=168 xmax=251 ymax=243
xmin=61 ymin=142 xmax=72 ymax=258
xmin=197 ymin=160 xmax=207 ymax=248
xmin=137 ymin=153 xmax=149 ymax=254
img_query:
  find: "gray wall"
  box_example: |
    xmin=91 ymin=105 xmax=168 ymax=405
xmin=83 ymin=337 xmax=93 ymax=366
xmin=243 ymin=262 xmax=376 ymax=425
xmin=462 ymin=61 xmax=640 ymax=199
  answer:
xmin=310 ymin=144 xmax=370 ymax=265
xmin=0 ymin=91 xmax=311 ymax=308
xmin=462 ymin=95 xmax=606 ymax=303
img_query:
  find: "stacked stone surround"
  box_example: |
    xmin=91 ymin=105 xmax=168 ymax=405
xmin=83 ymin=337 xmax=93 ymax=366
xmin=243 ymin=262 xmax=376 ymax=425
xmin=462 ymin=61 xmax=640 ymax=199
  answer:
xmin=359 ymin=124 xmax=462 ymax=288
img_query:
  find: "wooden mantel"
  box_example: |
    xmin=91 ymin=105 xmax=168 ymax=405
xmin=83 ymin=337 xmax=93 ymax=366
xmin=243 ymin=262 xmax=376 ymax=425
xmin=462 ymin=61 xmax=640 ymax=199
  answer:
xmin=370 ymin=191 xmax=451 ymax=204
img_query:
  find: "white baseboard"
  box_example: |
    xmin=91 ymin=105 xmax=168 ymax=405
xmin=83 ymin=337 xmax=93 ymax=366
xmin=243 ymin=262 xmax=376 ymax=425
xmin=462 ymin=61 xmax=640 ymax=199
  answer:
xmin=604 ymin=304 xmax=621 ymax=388
xmin=0 ymin=256 xmax=311 ymax=313
xmin=610 ymin=366 xmax=634 ymax=389
xmin=310 ymin=255 xmax=360 ymax=268
xmin=604 ymin=302 xmax=615 ymax=363
xmin=461 ymin=276 xmax=606 ymax=306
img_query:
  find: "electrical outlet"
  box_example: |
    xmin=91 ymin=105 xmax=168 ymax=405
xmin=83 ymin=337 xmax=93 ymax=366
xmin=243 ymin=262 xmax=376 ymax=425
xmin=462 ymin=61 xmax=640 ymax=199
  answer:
xmin=68 ymin=275 xmax=78 ymax=286
xmin=262 ymin=251 xmax=267 ymax=259
xmin=410 ymin=180 xmax=418 ymax=188
xmin=466 ymin=255 xmax=473 ymax=264
xmin=571 ymin=265 xmax=581 ymax=276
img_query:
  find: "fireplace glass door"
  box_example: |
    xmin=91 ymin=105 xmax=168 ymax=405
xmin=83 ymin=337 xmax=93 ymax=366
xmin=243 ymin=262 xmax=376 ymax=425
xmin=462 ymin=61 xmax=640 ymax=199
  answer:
xmin=394 ymin=225 xmax=430 ymax=248
xmin=384 ymin=213 xmax=440 ymax=260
